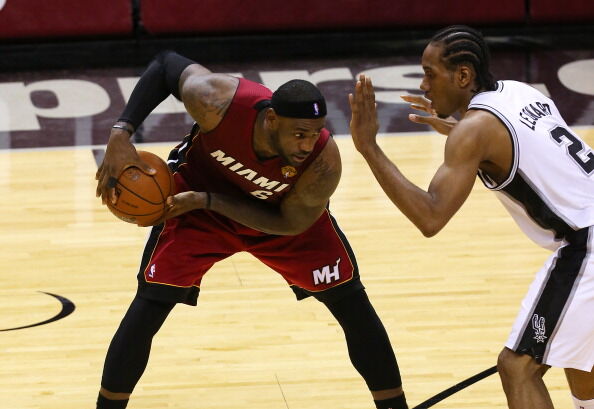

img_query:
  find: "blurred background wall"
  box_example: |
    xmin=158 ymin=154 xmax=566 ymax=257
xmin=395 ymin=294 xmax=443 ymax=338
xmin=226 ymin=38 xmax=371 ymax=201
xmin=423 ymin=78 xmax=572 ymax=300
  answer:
xmin=0 ymin=0 xmax=593 ymax=71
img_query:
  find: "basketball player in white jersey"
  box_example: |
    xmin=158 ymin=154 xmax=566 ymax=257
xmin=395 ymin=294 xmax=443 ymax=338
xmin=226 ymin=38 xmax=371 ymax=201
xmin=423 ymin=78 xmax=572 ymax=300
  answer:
xmin=349 ymin=25 xmax=594 ymax=409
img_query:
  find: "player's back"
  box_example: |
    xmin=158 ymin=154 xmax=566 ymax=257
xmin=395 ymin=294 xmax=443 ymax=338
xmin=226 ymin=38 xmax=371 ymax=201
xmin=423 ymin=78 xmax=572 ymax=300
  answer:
xmin=469 ymin=80 xmax=594 ymax=249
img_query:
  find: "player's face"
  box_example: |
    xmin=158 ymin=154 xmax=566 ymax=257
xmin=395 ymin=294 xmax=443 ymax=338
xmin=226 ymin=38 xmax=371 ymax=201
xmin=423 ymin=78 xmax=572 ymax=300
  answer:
xmin=271 ymin=116 xmax=325 ymax=167
xmin=420 ymin=43 xmax=464 ymax=118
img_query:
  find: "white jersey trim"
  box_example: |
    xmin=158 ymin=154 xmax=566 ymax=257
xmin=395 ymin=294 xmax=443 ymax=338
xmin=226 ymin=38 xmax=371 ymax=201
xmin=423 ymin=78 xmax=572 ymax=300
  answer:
xmin=469 ymin=82 xmax=520 ymax=191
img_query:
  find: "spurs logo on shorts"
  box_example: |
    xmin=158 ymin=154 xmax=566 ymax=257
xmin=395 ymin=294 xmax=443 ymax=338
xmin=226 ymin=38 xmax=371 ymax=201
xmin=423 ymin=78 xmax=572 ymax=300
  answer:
xmin=312 ymin=258 xmax=341 ymax=285
xmin=532 ymin=314 xmax=547 ymax=343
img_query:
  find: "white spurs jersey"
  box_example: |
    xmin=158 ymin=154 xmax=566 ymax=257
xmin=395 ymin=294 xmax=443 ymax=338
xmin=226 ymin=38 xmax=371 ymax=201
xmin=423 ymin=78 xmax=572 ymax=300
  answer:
xmin=469 ymin=80 xmax=594 ymax=250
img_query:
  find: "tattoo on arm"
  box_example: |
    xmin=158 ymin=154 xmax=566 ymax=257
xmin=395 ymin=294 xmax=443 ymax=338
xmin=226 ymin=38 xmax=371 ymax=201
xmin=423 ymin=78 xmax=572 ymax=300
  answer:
xmin=198 ymin=87 xmax=232 ymax=114
xmin=190 ymin=95 xmax=231 ymax=126
xmin=303 ymin=156 xmax=335 ymax=196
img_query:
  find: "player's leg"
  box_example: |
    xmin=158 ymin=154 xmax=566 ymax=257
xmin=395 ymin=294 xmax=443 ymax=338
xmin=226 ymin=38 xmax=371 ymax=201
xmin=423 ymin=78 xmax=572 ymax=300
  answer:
xmin=97 ymin=215 xmax=239 ymax=408
xmin=566 ymin=366 xmax=594 ymax=409
xmin=323 ymin=289 xmax=407 ymax=409
xmin=249 ymin=210 xmax=407 ymax=409
xmin=500 ymin=228 xmax=594 ymax=409
xmin=97 ymin=295 xmax=175 ymax=409
xmin=497 ymin=347 xmax=553 ymax=409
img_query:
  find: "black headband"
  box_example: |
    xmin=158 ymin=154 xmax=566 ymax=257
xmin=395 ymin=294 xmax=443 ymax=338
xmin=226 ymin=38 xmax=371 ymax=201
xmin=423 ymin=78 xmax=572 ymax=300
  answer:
xmin=270 ymin=94 xmax=327 ymax=119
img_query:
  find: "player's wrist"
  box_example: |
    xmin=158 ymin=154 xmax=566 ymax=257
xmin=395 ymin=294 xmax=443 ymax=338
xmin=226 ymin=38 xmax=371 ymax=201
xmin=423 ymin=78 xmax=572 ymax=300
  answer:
xmin=112 ymin=121 xmax=135 ymax=135
xmin=108 ymin=127 xmax=134 ymax=145
xmin=356 ymin=141 xmax=381 ymax=158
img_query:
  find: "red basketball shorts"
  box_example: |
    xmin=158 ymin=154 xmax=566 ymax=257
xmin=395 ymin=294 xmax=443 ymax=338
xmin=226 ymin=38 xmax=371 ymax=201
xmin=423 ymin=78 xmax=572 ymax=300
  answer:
xmin=136 ymin=208 xmax=362 ymax=306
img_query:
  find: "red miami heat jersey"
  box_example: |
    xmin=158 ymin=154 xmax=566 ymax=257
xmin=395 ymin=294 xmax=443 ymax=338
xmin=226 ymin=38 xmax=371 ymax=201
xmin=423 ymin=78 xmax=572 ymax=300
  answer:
xmin=169 ymin=77 xmax=330 ymax=234
xmin=141 ymin=77 xmax=361 ymax=305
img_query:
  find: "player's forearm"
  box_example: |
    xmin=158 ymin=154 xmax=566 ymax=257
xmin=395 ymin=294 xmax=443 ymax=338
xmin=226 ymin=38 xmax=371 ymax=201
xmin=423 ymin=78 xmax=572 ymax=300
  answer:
xmin=209 ymin=193 xmax=313 ymax=236
xmin=359 ymin=144 xmax=445 ymax=237
xmin=118 ymin=51 xmax=196 ymax=130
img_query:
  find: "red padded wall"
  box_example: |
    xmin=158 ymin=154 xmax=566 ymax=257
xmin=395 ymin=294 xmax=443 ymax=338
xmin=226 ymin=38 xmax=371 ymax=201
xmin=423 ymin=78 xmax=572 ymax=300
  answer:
xmin=0 ymin=0 xmax=132 ymax=40
xmin=530 ymin=0 xmax=594 ymax=22
xmin=140 ymin=0 xmax=525 ymax=35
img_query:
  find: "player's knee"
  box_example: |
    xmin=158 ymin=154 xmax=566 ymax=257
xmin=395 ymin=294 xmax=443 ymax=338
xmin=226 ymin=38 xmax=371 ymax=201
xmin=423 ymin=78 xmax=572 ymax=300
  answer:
xmin=497 ymin=348 xmax=544 ymax=383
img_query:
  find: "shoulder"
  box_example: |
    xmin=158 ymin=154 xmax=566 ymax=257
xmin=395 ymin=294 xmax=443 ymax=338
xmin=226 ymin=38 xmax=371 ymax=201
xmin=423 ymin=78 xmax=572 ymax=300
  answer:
xmin=311 ymin=135 xmax=341 ymax=179
xmin=293 ymin=136 xmax=341 ymax=205
xmin=180 ymin=74 xmax=240 ymax=132
xmin=461 ymin=109 xmax=509 ymax=138
xmin=446 ymin=110 xmax=504 ymax=162
xmin=181 ymin=73 xmax=240 ymax=101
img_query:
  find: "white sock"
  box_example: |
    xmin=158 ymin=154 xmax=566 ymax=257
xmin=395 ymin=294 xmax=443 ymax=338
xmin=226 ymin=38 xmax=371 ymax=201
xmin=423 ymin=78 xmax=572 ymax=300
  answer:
xmin=573 ymin=396 xmax=594 ymax=409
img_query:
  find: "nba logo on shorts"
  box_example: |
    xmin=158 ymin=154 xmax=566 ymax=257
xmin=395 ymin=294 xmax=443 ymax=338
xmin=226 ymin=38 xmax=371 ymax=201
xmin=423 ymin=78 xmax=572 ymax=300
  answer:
xmin=149 ymin=264 xmax=156 ymax=278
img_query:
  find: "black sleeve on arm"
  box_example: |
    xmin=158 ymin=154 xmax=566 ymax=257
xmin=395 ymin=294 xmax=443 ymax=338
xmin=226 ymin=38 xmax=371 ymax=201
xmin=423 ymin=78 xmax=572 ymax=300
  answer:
xmin=118 ymin=51 xmax=197 ymax=130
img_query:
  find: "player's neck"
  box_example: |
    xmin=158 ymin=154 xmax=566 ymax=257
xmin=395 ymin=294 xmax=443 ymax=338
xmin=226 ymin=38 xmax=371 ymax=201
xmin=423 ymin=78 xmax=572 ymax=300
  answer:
xmin=459 ymin=87 xmax=483 ymax=117
xmin=252 ymin=110 xmax=277 ymax=161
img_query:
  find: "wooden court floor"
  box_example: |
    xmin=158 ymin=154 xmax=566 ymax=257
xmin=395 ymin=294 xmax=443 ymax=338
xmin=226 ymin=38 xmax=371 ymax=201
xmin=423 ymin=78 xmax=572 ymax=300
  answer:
xmin=1 ymin=129 xmax=593 ymax=408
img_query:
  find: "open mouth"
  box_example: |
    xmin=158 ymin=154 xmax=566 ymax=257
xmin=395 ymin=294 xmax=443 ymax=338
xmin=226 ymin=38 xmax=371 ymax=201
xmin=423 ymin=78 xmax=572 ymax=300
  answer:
xmin=292 ymin=154 xmax=308 ymax=163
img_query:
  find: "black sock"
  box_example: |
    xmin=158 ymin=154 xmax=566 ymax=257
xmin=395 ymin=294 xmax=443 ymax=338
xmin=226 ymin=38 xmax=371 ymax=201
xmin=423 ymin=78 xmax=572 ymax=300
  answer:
xmin=97 ymin=394 xmax=129 ymax=409
xmin=374 ymin=393 xmax=408 ymax=409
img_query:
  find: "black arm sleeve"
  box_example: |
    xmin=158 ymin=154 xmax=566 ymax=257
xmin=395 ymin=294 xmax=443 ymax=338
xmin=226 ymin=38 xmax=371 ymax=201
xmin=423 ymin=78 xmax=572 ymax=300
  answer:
xmin=117 ymin=51 xmax=197 ymax=130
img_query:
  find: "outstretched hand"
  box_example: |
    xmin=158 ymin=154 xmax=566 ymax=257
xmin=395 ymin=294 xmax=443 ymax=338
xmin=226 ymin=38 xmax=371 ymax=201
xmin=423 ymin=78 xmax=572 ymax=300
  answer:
xmin=400 ymin=94 xmax=458 ymax=135
xmin=349 ymin=74 xmax=380 ymax=155
xmin=95 ymin=128 xmax=156 ymax=205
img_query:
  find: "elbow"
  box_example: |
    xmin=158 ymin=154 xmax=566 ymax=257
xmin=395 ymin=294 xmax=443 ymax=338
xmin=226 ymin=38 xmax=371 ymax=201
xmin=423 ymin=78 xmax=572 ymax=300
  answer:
xmin=420 ymin=227 xmax=439 ymax=238
xmin=280 ymin=218 xmax=318 ymax=236
xmin=417 ymin=220 xmax=445 ymax=238
xmin=284 ymin=224 xmax=310 ymax=236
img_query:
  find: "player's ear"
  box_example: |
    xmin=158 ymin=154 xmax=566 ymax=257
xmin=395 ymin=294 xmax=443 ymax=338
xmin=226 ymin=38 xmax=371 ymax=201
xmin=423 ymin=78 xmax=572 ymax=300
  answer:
xmin=264 ymin=107 xmax=279 ymax=130
xmin=458 ymin=64 xmax=474 ymax=88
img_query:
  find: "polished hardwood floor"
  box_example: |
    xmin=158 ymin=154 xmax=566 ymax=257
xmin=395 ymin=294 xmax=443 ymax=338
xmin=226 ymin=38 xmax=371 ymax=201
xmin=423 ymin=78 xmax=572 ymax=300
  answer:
xmin=2 ymin=128 xmax=592 ymax=408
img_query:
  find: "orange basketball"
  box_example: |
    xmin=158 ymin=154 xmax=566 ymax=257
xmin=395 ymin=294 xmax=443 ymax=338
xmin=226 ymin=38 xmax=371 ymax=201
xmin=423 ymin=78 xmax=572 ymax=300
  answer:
xmin=106 ymin=150 xmax=175 ymax=226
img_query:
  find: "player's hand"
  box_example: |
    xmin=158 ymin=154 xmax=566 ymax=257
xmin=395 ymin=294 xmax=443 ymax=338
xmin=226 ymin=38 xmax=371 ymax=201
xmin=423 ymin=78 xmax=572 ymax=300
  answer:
xmin=149 ymin=191 xmax=210 ymax=225
xmin=349 ymin=74 xmax=380 ymax=155
xmin=400 ymin=94 xmax=458 ymax=135
xmin=95 ymin=126 xmax=156 ymax=205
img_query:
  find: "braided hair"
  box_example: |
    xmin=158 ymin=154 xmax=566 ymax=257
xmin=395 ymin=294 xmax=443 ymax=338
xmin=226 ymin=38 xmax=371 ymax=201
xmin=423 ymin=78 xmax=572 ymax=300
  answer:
xmin=431 ymin=25 xmax=497 ymax=92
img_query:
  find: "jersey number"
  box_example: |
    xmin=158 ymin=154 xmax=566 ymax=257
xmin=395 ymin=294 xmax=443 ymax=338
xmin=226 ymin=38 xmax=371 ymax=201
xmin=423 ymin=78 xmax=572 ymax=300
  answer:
xmin=550 ymin=126 xmax=594 ymax=175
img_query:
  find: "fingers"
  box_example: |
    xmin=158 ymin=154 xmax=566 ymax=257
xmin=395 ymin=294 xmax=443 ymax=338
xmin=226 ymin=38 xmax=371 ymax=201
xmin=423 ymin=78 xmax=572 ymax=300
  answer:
xmin=401 ymin=94 xmax=432 ymax=114
xmin=407 ymin=114 xmax=456 ymax=135
xmin=107 ymin=177 xmax=117 ymax=189
xmin=348 ymin=93 xmax=356 ymax=112
xmin=353 ymin=74 xmax=376 ymax=112
xmin=410 ymin=104 xmax=430 ymax=112
xmin=408 ymin=113 xmax=438 ymax=125
xmin=400 ymin=94 xmax=430 ymax=105
xmin=95 ymin=164 xmax=119 ymax=203
xmin=95 ymin=169 xmax=109 ymax=200
xmin=137 ymin=161 xmax=156 ymax=175
xmin=408 ymin=114 xmax=424 ymax=123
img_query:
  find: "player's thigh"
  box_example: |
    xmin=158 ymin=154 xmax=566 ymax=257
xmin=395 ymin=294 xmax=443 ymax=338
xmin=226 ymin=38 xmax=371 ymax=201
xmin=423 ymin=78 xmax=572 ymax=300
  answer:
xmin=249 ymin=210 xmax=359 ymax=292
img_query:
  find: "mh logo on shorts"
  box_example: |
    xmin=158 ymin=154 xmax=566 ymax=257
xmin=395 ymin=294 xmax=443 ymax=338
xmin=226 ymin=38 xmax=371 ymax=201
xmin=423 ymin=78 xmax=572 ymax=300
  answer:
xmin=532 ymin=314 xmax=547 ymax=343
xmin=312 ymin=258 xmax=341 ymax=285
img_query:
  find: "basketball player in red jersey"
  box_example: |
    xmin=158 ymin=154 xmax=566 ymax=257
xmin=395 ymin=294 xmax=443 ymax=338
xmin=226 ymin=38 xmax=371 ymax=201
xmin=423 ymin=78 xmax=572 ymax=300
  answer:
xmin=95 ymin=51 xmax=408 ymax=409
